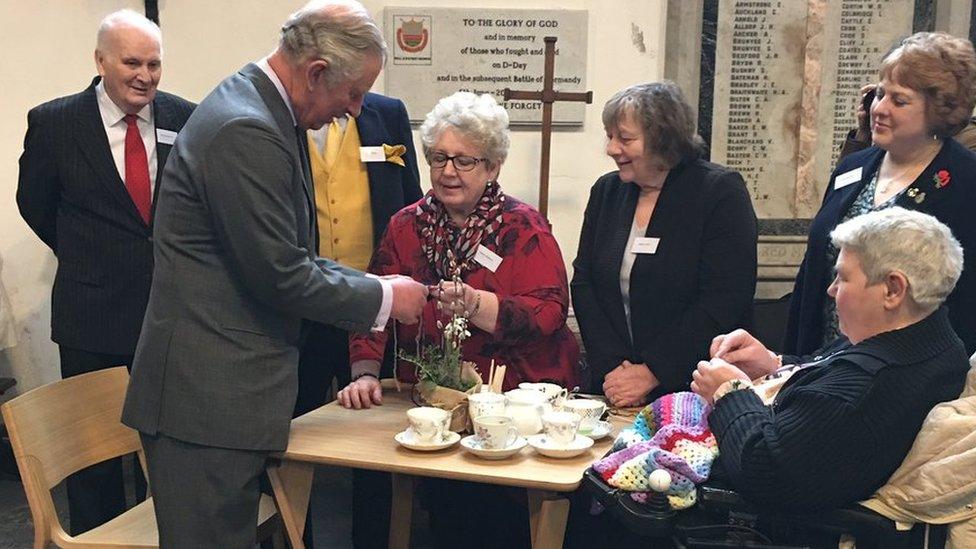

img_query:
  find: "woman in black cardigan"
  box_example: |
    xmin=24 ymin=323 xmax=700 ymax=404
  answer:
xmin=785 ymin=32 xmax=976 ymax=356
xmin=571 ymin=81 xmax=758 ymax=406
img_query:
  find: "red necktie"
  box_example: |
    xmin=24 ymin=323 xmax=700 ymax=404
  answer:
xmin=124 ymin=114 xmax=152 ymax=225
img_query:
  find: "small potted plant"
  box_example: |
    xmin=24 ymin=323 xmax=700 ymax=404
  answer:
xmin=399 ymin=268 xmax=482 ymax=431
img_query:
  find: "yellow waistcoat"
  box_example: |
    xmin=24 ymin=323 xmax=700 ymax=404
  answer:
xmin=308 ymin=119 xmax=374 ymax=271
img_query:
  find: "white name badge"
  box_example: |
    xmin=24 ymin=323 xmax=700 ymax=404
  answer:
xmin=833 ymin=167 xmax=862 ymax=190
xmin=474 ymin=245 xmax=503 ymax=272
xmin=156 ymin=128 xmax=178 ymax=145
xmin=632 ymin=237 xmax=660 ymax=254
xmin=359 ymin=146 xmax=385 ymax=163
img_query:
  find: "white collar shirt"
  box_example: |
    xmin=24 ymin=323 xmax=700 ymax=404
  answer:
xmin=95 ymin=80 xmax=158 ymax=194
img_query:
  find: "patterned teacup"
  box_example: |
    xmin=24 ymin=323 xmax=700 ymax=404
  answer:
xmin=473 ymin=415 xmax=519 ymax=450
xmin=541 ymin=411 xmax=581 ymax=446
xmin=560 ymin=399 xmax=606 ymax=433
xmin=468 ymin=391 xmax=507 ymax=420
xmin=406 ymin=407 xmax=451 ymax=443
xmin=518 ymin=382 xmax=569 ymax=405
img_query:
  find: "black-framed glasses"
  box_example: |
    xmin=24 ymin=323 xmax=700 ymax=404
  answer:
xmin=428 ymin=152 xmax=488 ymax=172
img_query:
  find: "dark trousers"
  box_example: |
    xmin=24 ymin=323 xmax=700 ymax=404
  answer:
xmin=58 ymin=346 xmax=145 ymax=535
xmin=421 ymin=478 xmax=531 ymax=549
xmin=294 ymin=322 xmax=351 ymax=417
xmin=140 ymin=432 xmax=269 ymax=549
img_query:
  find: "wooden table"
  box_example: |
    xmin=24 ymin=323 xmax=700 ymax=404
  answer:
xmin=267 ymin=387 xmax=621 ymax=549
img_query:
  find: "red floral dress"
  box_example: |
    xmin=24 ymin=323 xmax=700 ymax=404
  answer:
xmin=349 ymin=196 xmax=580 ymax=391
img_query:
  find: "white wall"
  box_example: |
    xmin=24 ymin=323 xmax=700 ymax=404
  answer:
xmin=0 ymin=0 xmax=666 ymax=395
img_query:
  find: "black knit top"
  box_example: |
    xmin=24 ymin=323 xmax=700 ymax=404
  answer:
xmin=709 ymin=306 xmax=968 ymax=511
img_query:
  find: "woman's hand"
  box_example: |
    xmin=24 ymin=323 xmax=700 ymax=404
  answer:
xmin=337 ymin=360 xmax=383 ymax=409
xmin=691 ymin=358 xmax=750 ymax=405
xmin=603 ymin=360 xmax=659 ymax=407
xmin=432 ymin=279 xmax=499 ymax=332
xmin=709 ymin=329 xmax=779 ymax=380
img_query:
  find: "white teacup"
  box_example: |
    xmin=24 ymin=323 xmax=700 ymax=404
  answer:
xmin=560 ymin=399 xmax=607 ymax=433
xmin=518 ymin=382 xmax=569 ymax=405
xmin=468 ymin=391 xmax=507 ymax=420
xmin=541 ymin=411 xmax=581 ymax=446
xmin=473 ymin=415 xmax=519 ymax=450
xmin=407 ymin=407 xmax=451 ymax=443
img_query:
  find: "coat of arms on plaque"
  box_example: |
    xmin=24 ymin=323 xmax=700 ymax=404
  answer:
xmin=393 ymin=15 xmax=432 ymax=65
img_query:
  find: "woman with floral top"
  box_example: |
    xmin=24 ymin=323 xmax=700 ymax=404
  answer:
xmin=338 ymin=91 xmax=580 ymax=410
xmin=786 ymin=32 xmax=976 ymax=356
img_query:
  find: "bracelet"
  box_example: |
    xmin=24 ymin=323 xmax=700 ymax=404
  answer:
xmin=352 ymin=372 xmax=379 ymax=382
xmin=467 ymin=290 xmax=482 ymax=317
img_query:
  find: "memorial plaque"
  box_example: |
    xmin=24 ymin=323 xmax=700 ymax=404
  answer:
xmin=811 ymin=0 xmax=914 ymax=189
xmin=711 ymin=0 xmax=809 ymax=218
xmin=384 ymin=8 xmax=588 ymax=125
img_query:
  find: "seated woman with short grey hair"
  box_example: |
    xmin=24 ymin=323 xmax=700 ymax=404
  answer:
xmin=692 ymin=207 xmax=969 ymax=511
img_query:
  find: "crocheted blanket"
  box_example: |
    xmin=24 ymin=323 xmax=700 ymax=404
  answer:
xmin=592 ymin=392 xmax=718 ymax=509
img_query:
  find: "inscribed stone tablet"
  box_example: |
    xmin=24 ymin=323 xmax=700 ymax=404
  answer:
xmin=384 ymin=8 xmax=588 ymax=125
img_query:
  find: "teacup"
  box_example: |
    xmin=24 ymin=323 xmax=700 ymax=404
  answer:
xmin=518 ymin=382 xmax=568 ymax=405
xmin=468 ymin=391 xmax=507 ymax=420
xmin=473 ymin=415 xmax=519 ymax=450
xmin=407 ymin=407 xmax=451 ymax=443
xmin=560 ymin=399 xmax=607 ymax=433
xmin=541 ymin=411 xmax=581 ymax=446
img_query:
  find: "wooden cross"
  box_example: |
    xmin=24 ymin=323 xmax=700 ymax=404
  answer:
xmin=504 ymin=36 xmax=592 ymax=218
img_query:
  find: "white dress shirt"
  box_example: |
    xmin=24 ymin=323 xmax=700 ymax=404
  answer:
xmin=95 ymin=81 xmax=157 ymax=194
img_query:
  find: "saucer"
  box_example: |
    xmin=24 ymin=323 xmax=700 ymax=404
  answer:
xmin=579 ymin=420 xmax=613 ymax=440
xmin=527 ymin=434 xmax=595 ymax=459
xmin=394 ymin=429 xmax=461 ymax=451
xmin=460 ymin=435 xmax=527 ymax=460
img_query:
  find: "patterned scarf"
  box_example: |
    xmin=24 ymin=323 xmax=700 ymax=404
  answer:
xmin=418 ymin=181 xmax=506 ymax=279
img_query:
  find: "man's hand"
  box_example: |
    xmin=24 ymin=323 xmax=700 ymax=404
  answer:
xmin=691 ymin=358 xmax=750 ymax=405
xmin=389 ymin=276 xmax=427 ymax=325
xmin=709 ymin=329 xmax=779 ymax=380
xmin=603 ymin=360 xmax=659 ymax=407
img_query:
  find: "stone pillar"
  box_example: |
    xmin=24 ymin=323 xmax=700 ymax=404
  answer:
xmin=664 ymin=0 xmax=704 ymax=112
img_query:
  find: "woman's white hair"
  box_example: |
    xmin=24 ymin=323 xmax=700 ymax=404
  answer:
xmin=419 ymin=92 xmax=510 ymax=166
xmin=830 ymin=207 xmax=963 ymax=313
xmin=279 ymin=0 xmax=386 ymax=86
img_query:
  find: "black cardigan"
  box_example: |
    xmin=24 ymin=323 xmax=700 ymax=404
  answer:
xmin=571 ymin=159 xmax=758 ymax=396
xmin=785 ymin=138 xmax=976 ymax=355
xmin=711 ymin=306 xmax=969 ymax=511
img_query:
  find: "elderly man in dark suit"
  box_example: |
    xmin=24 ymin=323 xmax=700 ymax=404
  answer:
xmin=16 ymin=9 xmax=194 ymax=535
xmin=120 ymin=1 xmax=428 ymax=546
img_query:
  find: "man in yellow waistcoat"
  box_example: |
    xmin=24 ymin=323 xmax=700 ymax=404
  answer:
xmin=298 ymin=91 xmax=421 ymax=549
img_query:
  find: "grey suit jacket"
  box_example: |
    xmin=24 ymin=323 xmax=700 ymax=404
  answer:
xmin=122 ymin=63 xmax=383 ymax=451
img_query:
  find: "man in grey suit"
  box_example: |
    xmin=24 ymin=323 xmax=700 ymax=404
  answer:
xmin=121 ymin=2 xmax=427 ymax=546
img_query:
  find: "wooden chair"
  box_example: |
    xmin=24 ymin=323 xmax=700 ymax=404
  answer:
xmin=1 ymin=366 xmax=282 ymax=548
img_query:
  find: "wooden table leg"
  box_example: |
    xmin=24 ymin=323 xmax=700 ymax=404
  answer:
xmin=267 ymin=460 xmax=315 ymax=549
xmin=389 ymin=473 xmax=417 ymax=549
xmin=527 ymin=489 xmax=571 ymax=549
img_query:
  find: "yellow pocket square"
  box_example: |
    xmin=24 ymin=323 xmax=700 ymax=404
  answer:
xmin=383 ymin=143 xmax=406 ymax=167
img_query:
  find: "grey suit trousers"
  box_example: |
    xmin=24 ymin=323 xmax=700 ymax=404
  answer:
xmin=140 ymin=433 xmax=269 ymax=549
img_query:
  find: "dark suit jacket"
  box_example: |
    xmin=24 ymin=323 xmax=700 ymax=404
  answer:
xmin=571 ymin=159 xmax=758 ymax=396
xmin=357 ymin=92 xmax=422 ymax=248
xmin=785 ymin=138 xmax=976 ymax=356
xmin=16 ymin=77 xmax=194 ymax=355
xmin=122 ymin=63 xmax=384 ymax=451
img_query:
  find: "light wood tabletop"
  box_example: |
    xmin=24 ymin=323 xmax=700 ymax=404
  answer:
xmin=267 ymin=386 xmax=625 ymax=549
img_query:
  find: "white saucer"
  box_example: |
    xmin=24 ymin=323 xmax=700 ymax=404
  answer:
xmin=460 ymin=435 xmax=527 ymax=460
xmin=527 ymin=434 xmax=595 ymax=459
xmin=394 ymin=429 xmax=461 ymax=451
xmin=579 ymin=420 xmax=613 ymax=440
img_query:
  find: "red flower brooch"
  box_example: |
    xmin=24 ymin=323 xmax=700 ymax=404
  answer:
xmin=934 ymin=169 xmax=951 ymax=189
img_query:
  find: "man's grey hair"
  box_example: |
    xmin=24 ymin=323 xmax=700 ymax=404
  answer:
xmin=419 ymin=92 xmax=510 ymax=167
xmin=97 ymin=9 xmax=162 ymax=51
xmin=279 ymin=0 xmax=386 ymax=86
xmin=830 ymin=207 xmax=963 ymax=313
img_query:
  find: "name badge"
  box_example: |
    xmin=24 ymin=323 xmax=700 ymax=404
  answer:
xmin=631 ymin=237 xmax=660 ymax=254
xmin=474 ymin=245 xmax=503 ymax=272
xmin=833 ymin=167 xmax=862 ymax=190
xmin=156 ymin=128 xmax=178 ymax=145
xmin=359 ymin=146 xmax=385 ymax=162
